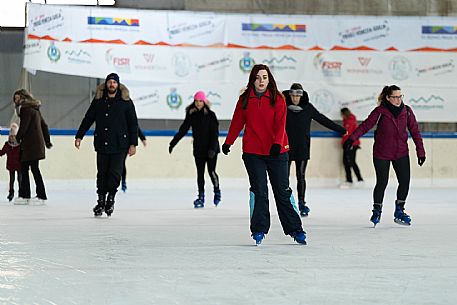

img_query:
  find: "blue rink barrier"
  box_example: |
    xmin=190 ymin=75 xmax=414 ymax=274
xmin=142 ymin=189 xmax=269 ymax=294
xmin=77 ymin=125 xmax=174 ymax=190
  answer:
xmin=1 ymin=129 xmax=456 ymax=138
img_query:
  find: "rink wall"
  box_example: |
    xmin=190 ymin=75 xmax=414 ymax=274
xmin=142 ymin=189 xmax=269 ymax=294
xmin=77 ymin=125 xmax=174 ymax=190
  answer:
xmin=0 ymin=131 xmax=455 ymax=184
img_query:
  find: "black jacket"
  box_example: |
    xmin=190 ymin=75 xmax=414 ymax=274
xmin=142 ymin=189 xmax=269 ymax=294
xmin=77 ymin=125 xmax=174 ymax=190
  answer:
xmin=170 ymin=105 xmax=220 ymax=158
xmin=283 ymin=90 xmax=346 ymax=161
xmin=76 ymin=83 xmax=138 ymax=154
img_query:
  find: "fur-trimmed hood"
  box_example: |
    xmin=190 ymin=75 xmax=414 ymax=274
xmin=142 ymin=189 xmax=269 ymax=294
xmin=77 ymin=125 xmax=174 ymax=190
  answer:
xmin=95 ymin=83 xmax=131 ymax=101
xmin=20 ymin=96 xmax=41 ymax=109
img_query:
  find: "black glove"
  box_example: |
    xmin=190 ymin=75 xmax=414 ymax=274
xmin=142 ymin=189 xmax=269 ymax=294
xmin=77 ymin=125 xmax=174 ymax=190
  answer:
xmin=168 ymin=145 xmax=174 ymax=154
xmin=269 ymin=143 xmax=281 ymax=157
xmin=418 ymin=156 xmax=426 ymax=166
xmin=343 ymin=138 xmax=354 ymax=151
xmin=46 ymin=142 xmax=53 ymax=149
xmin=222 ymin=143 xmax=231 ymax=155
xmin=208 ymin=149 xmax=216 ymax=159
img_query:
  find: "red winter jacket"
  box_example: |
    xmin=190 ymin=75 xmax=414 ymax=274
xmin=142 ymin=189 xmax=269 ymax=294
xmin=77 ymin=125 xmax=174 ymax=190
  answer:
xmin=349 ymin=104 xmax=425 ymax=160
xmin=225 ymin=89 xmax=289 ymax=155
xmin=342 ymin=113 xmax=361 ymax=147
xmin=0 ymin=142 xmax=21 ymax=171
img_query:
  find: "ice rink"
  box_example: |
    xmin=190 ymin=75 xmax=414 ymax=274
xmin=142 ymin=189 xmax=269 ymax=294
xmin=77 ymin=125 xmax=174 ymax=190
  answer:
xmin=1 ymin=178 xmax=456 ymax=305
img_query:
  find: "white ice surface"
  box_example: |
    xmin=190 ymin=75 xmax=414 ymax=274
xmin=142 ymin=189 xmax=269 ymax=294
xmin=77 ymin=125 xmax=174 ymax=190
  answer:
xmin=0 ymin=178 xmax=456 ymax=305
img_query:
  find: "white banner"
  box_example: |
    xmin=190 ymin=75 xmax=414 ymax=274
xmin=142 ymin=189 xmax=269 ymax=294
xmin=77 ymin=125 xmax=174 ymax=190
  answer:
xmin=23 ymin=4 xmax=457 ymax=122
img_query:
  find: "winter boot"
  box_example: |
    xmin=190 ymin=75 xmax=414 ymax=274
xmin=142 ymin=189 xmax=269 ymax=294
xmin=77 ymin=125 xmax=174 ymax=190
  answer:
xmin=93 ymin=194 xmax=106 ymax=217
xmin=213 ymin=189 xmax=221 ymax=206
xmin=298 ymin=200 xmax=310 ymax=217
xmin=290 ymin=230 xmax=307 ymax=245
xmin=370 ymin=203 xmax=383 ymax=227
xmin=105 ymin=193 xmax=115 ymax=217
xmin=252 ymin=232 xmax=265 ymax=246
xmin=193 ymin=192 xmax=204 ymax=208
xmin=394 ymin=200 xmax=411 ymax=226
xmin=7 ymin=190 xmax=14 ymax=202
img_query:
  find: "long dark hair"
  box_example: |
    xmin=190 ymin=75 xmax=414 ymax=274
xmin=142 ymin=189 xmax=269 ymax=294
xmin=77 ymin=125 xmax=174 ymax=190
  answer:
xmin=378 ymin=85 xmax=401 ymax=105
xmin=340 ymin=107 xmax=352 ymax=118
xmin=240 ymin=64 xmax=281 ymax=109
xmin=185 ymin=100 xmax=209 ymax=115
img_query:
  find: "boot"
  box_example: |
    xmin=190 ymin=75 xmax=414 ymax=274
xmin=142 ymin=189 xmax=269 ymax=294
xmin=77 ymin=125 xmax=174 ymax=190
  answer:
xmin=394 ymin=200 xmax=411 ymax=226
xmin=193 ymin=192 xmax=204 ymax=208
xmin=370 ymin=203 xmax=383 ymax=227
xmin=93 ymin=194 xmax=106 ymax=217
xmin=105 ymin=193 xmax=115 ymax=216
xmin=298 ymin=199 xmax=310 ymax=217
xmin=213 ymin=189 xmax=221 ymax=206
xmin=7 ymin=190 xmax=14 ymax=202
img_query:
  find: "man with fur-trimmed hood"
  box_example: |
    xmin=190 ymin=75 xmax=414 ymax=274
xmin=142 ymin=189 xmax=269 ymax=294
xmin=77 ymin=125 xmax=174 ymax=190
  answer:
xmin=75 ymin=73 xmax=138 ymax=217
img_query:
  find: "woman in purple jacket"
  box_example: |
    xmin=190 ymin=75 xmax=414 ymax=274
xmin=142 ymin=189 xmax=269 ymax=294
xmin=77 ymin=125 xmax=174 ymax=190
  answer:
xmin=344 ymin=85 xmax=426 ymax=227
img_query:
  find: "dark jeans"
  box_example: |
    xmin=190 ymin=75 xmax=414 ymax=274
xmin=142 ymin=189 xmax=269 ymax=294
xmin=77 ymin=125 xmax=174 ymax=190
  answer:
xmin=343 ymin=145 xmax=363 ymax=183
xmin=288 ymin=159 xmax=308 ymax=203
xmin=194 ymin=155 xmax=219 ymax=193
xmin=373 ymin=156 xmax=410 ymax=204
xmin=96 ymin=152 xmax=126 ymax=195
xmin=19 ymin=160 xmax=46 ymax=199
xmin=242 ymin=152 xmax=303 ymax=235
xmin=9 ymin=170 xmax=22 ymax=194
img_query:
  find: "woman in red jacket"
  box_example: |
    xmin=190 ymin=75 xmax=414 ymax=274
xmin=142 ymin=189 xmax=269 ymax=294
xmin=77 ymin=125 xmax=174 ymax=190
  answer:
xmin=340 ymin=107 xmax=363 ymax=187
xmin=222 ymin=64 xmax=306 ymax=246
xmin=344 ymin=85 xmax=426 ymax=227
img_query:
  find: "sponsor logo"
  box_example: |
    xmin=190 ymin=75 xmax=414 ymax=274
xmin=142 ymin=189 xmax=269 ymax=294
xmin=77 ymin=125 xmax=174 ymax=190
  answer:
xmin=338 ymin=20 xmax=389 ymax=43
xmin=47 ymin=42 xmax=61 ymax=63
xmin=239 ymin=52 xmax=255 ymax=73
xmin=313 ymin=53 xmax=342 ymax=77
xmin=310 ymin=89 xmax=336 ymax=114
xmin=408 ymin=95 xmax=445 ymax=109
xmin=105 ymin=48 xmax=130 ymax=73
xmin=242 ymin=23 xmax=306 ymax=33
xmin=172 ymin=53 xmax=192 ymax=77
xmin=134 ymin=53 xmax=166 ymax=71
xmin=167 ymin=88 xmax=183 ymax=110
xmin=168 ymin=20 xmax=215 ymax=39
xmin=88 ymin=16 xmax=139 ymax=27
xmin=341 ymin=94 xmax=377 ymax=108
xmin=389 ymin=56 xmax=412 ymax=80
xmin=195 ymin=55 xmax=232 ymax=72
xmin=135 ymin=91 xmax=160 ymax=106
xmin=422 ymin=26 xmax=457 ymax=35
xmin=30 ymin=10 xmax=64 ymax=31
xmin=416 ymin=60 xmax=455 ymax=76
xmin=346 ymin=57 xmax=383 ymax=74
xmin=24 ymin=41 xmax=41 ymax=55
xmin=65 ymin=49 xmax=91 ymax=64
xmin=262 ymin=55 xmax=297 ymax=71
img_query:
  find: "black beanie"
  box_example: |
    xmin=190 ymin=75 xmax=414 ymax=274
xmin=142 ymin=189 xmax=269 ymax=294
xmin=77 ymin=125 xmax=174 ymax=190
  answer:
xmin=290 ymin=83 xmax=303 ymax=90
xmin=105 ymin=73 xmax=120 ymax=84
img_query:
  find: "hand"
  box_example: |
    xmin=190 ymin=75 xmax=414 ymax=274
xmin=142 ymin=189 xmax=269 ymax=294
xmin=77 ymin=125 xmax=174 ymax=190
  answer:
xmin=128 ymin=145 xmax=136 ymax=156
xmin=269 ymin=143 xmax=281 ymax=157
xmin=418 ymin=156 xmax=426 ymax=166
xmin=222 ymin=143 xmax=231 ymax=155
xmin=208 ymin=149 xmax=216 ymax=159
xmin=45 ymin=142 xmax=53 ymax=149
xmin=343 ymin=138 xmax=354 ymax=151
xmin=74 ymin=138 xmax=81 ymax=149
xmin=168 ymin=145 xmax=173 ymax=154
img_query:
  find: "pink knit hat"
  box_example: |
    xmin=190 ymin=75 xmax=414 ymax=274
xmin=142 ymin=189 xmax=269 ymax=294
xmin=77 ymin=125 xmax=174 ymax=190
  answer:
xmin=193 ymin=91 xmax=207 ymax=103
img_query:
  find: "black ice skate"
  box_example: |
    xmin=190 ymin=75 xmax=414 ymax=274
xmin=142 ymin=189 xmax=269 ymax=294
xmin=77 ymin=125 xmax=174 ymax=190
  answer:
xmin=93 ymin=194 xmax=106 ymax=217
xmin=105 ymin=193 xmax=115 ymax=217
xmin=370 ymin=203 xmax=383 ymax=227
xmin=194 ymin=192 xmax=204 ymax=208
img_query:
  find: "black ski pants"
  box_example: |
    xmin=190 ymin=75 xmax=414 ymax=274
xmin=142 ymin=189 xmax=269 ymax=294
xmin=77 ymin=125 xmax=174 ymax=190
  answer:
xmin=96 ymin=152 xmax=126 ymax=196
xmin=194 ymin=155 xmax=219 ymax=194
xmin=373 ymin=155 xmax=410 ymax=204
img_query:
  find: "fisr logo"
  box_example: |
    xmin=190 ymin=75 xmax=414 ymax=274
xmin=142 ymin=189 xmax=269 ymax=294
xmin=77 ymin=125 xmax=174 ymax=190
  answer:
xmin=113 ymin=57 xmax=130 ymax=66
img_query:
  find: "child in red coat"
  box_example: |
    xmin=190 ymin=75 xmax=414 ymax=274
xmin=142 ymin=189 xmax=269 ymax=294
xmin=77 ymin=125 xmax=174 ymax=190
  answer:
xmin=0 ymin=123 xmax=21 ymax=201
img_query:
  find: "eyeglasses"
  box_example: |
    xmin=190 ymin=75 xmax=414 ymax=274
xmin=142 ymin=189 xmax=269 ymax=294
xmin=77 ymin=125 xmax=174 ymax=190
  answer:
xmin=389 ymin=95 xmax=404 ymax=100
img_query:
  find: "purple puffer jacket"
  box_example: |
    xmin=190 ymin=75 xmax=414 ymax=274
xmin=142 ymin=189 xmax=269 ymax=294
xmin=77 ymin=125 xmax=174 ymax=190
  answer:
xmin=349 ymin=104 xmax=425 ymax=160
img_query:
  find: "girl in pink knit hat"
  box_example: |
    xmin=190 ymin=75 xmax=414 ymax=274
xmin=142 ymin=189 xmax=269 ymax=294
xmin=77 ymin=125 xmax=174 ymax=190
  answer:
xmin=169 ymin=91 xmax=221 ymax=208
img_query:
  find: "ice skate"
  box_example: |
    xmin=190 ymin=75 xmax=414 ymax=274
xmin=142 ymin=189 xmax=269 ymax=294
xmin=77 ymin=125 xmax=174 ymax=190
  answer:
xmin=370 ymin=203 xmax=383 ymax=227
xmin=193 ymin=192 xmax=204 ymax=208
xmin=121 ymin=180 xmax=127 ymax=192
xmin=14 ymin=197 xmax=30 ymax=205
xmin=29 ymin=197 xmax=46 ymax=206
xmin=298 ymin=200 xmax=310 ymax=217
xmin=7 ymin=190 xmax=14 ymax=202
xmin=394 ymin=200 xmax=411 ymax=226
xmin=105 ymin=194 xmax=115 ymax=217
xmin=93 ymin=194 xmax=105 ymax=217
xmin=290 ymin=230 xmax=307 ymax=245
xmin=213 ymin=189 xmax=221 ymax=206
xmin=252 ymin=232 xmax=265 ymax=246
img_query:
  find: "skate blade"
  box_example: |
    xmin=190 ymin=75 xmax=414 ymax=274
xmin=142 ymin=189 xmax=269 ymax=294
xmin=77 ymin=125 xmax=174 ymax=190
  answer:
xmin=394 ymin=218 xmax=411 ymax=226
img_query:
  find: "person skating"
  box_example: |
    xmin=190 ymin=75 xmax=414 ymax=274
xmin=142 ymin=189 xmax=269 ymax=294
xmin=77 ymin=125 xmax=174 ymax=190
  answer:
xmin=340 ymin=107 xmax=363 ymax=188
xmin=75 ymin=73 xmax=138 ymax=217
xmin=121 ymin=127 xmax=147 ymax=192
xmin=283 ymin=83 xmax=346 ymax=216
xmin=223 ymin=64 xmax=306 ymax=246
xmin=0 ymin=123 xmax=22 ymax=202
xmin=344 ymin=85 xmax=426 ymax=227
xmin=169 ymin=91 xmax=221 ymax=208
